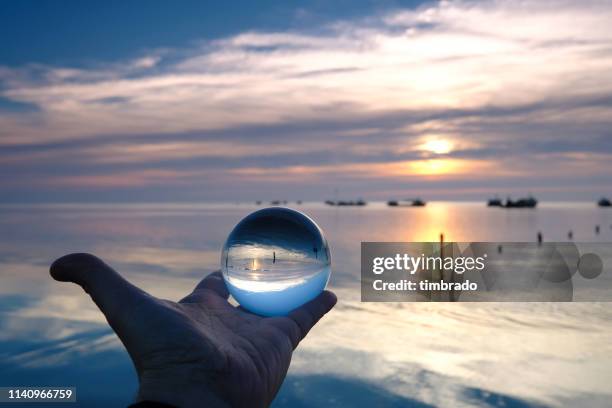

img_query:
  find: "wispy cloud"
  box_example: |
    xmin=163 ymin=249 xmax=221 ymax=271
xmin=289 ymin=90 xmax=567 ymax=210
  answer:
xmin=1 ymin=0 xmax=611 ymax=200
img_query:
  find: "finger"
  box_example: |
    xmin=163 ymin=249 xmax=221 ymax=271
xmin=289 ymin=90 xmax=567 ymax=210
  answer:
xmin=271 ymin=290 xmax=337 ymax=348
xmin=266 ymin=318 xmax=302 ymax=349
xmin=50 ymin=253 xmax=152 ymax=326
xmin=182 ymin=270 xmax=229 ymax=302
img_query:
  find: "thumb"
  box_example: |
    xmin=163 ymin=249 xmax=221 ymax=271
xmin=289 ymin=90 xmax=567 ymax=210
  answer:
xmin=50 ymin=253 xmax=152 ymax=330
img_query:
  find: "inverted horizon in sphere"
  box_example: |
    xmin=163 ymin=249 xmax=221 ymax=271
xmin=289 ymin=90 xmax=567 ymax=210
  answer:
xmin=221 ymin=207 xmax=331 ymax=316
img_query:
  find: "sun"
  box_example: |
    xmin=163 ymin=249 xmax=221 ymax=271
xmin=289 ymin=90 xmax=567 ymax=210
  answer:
xmin=420 ymin=139 xmax=454 ymax=155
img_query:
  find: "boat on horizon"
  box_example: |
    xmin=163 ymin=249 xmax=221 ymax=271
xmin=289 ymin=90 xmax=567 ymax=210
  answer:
xmin=325 ymin=199 xmax=367 ymax=206
xmin=598 ymin=197 xmax=611 ymax=207
xmin=487 ymin=197 xmax=502 ymax=207
xmin=503 ymin=196 xmax=537 ymax=208
xmin=388 ymin=199 xmax=426 ymax=207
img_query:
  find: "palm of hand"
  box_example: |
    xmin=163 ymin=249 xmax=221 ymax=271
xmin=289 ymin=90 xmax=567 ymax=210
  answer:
xmin=50 ymin=253 xmax=336 ymax=408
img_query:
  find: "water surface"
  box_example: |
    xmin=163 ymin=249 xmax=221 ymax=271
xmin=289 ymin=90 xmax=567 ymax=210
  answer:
xmin=1 ymin=202 xmax=611 ymax=407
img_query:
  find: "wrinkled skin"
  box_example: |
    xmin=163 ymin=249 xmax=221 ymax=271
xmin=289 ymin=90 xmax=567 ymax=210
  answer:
xmin=50 ymin=253 xmax=336 ymax=408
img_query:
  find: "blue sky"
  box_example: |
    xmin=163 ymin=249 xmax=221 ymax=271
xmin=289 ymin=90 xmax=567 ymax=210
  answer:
xmin=1 ymin=0 xmax=611 ymax=202
xmin=1 ymin=0 xmax=424 ymax=66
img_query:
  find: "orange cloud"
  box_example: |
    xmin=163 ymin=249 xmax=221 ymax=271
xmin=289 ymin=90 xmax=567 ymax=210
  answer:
xmin=230 ymin=158 xmax=504 ymax=181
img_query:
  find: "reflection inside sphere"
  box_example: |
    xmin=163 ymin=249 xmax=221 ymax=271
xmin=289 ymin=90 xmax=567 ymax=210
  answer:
xmin=221 ymin=207 xmax=331 ymax=316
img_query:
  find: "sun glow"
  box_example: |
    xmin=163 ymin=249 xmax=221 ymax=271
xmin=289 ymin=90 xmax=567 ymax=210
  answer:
xmin=408 ymin=159 xmax=460 ymax=175
xmin=396 ymin=158 xmax=494 ymax=177
xmin=420 ymin=139 xmax=454 ymax=155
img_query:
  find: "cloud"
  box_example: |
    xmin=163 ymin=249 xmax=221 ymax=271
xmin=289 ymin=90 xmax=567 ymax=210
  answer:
xmin=0 ymin=0 xmax=611 ymax=199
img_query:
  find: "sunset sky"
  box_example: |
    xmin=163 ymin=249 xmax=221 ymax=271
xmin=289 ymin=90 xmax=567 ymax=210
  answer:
xmin=1 ymin=0 xmax=611 ymax=202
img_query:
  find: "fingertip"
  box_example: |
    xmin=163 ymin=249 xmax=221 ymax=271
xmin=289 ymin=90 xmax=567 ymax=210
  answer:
xmin=50 ymin=252 xmax=103 ymax=283
xmin=49 ymin=254 xmax=72 ymax=281
xmin=322 ymin=290 xmax=338 ymax=308
xmin=314 ymin=290 xmax=337 ymax=315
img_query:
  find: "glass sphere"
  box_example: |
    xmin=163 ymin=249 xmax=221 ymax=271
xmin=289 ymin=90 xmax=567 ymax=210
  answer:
xmin=221 ymin=207 xmax=331 ymax=316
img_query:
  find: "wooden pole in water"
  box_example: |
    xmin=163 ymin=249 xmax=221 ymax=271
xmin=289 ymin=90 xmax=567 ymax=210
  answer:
xmin=438 ymin=233 xmax=444 ymax=302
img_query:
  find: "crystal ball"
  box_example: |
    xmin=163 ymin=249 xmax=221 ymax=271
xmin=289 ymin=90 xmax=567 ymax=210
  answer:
xmin=221 ymin=207 xmax=331 ymax=316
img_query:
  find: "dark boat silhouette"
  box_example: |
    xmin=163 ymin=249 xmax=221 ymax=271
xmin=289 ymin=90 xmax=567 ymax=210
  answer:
xmin=325 ymin=199 xmax=366 ymax=206
xmin=487 ymin=197 xmax=502 ymax=207
xmin=504 ymin=196 xmax=537 ymax=208
xmin=598 ymin=197 xmax=611 ymax=207
xmin=388 ymin=199 xmax=426 ymax=207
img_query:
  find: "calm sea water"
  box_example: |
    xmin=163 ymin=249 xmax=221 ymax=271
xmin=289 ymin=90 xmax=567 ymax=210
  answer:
xmin=0 ymin=202 xmax=611 ymax=407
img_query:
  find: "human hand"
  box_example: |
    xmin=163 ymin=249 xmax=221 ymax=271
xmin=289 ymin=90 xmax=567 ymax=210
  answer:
xmin=50 ymin=253 xmax=336 ymax=408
